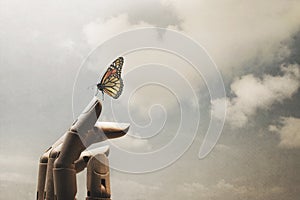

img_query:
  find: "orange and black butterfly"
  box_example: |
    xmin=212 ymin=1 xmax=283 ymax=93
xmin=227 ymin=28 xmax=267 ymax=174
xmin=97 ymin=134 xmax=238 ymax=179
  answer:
xmin=97 ymin=57 xmax=124 ymax=99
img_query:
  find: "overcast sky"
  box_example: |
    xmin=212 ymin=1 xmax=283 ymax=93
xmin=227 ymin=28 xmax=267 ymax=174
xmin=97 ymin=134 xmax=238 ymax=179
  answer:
xmin=1 ymin=0 xmax=300 ymax=199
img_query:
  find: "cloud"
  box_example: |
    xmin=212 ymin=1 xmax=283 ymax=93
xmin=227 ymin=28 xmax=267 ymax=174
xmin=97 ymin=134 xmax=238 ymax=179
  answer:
xmin=181 ymin=180 xmax=249 ymax=199
xmin=111 ymin=179 xmax=160 ymax=200
xmin=0 ymin=172 xmax=34 ymax=184
xmin=213 ymin=64 xmax=300 ymax=128
xmin=83 ymin=13 xmax=180 ymax=47
xmin=0 ymin=154 xmax=37 ymax=184
xmin=83 ymin=14 xmax=146 ymax=47
xmin=269 ymin=117 xmax=300 ymax=148
xmin=82 ymin=0 xmax=300 ymax=74
xmin=111 ymin=134 xmax=152 ymax=152
xmin=59 ymin=38 xmax=76 ymax=52
xmin=82 ymin=0 xmax=182 ymax=48
xmin=211 ymin=98 xmax=227 ymax=120
xmin=165 ymin=0 xmax=300 ymax=74
xmin=180 ymin=179 xmax=285 ymax=200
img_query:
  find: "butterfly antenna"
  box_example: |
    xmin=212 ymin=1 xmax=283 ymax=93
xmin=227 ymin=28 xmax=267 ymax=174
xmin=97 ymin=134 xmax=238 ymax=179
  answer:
xmin=102 ymin=91 xmax=104 ymax=101
xmin=87 ymin=84 xmax=97 ymax=90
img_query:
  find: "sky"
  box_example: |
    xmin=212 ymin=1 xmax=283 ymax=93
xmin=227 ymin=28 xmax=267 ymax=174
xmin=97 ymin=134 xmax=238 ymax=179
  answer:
xmin=1 ymin=0 xmax=300 ymax=199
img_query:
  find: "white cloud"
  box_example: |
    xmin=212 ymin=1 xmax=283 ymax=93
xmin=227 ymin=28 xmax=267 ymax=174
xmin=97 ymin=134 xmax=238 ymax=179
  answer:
xmin=219 ymin=64 xmax=300 ymax=128
xmin=0 ymin=154 xmax=36 ymax=168
xmin=180 ymin=179 xmax=285 ymax=200
xmin=111 ymin=134 xmax=152 ymax=152
xmin=0 ymin=172 xmax=34 ymax=184
xmin=111 ymin=179 xmax=160 ymax=200
xmin=269 ymin=117 xmax=300 ymax=148
xmin=0 ymin=154 xmax=37 ymax=185
xmin=59 ymin=38 xmax=76 ymax=52
xmin=164 ymin=0 xmax=300 ymax=73
xmin=83 ymin=14 xmax=154 ymax=47
xmin=268 ymin=124 xmax=279 ymax=132
xmin=214 ymin=144 xmax=231 ymax=151
xmin=82 ymin=0 xmax=300 ymax=74
xmin=211 ymin=98 xmax=227 ymax=120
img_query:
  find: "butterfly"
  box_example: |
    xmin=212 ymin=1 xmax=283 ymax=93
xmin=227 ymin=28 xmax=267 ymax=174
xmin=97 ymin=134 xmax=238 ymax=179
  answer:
xmin=96 ymin=57 xmax=124 ymax=99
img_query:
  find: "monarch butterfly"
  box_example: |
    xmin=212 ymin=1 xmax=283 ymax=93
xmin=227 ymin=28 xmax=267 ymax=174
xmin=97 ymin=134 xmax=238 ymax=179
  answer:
xmin=96 ymin=57 xmax=124 ymax=99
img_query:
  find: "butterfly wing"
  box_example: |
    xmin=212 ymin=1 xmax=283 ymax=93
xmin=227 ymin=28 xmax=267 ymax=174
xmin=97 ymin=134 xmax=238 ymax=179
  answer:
xmin=98 ymin=57 xmax=124 ymax=99
xmin=103 ymin=77 xmax=124 ymax=99
xmin=100 ymin=57 xmax=123 ymax=83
